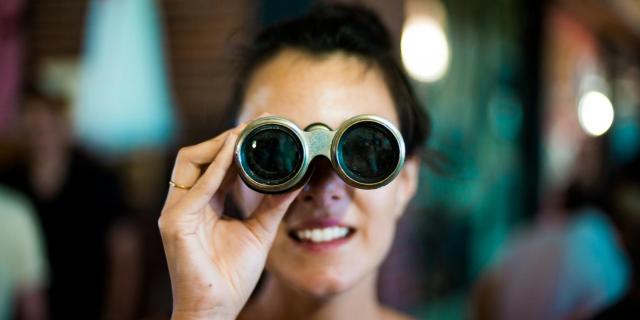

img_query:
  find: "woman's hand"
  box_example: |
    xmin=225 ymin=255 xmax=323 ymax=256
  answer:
xmin=158 ymin=124 xmax=300 ymax=320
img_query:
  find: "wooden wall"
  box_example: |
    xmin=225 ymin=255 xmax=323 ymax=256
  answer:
xmin=25 ymin=0 xmax=255 ymax=143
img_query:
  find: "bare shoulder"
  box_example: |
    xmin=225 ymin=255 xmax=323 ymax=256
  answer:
xmin=380 ymin=306 xmax=415 ymax=320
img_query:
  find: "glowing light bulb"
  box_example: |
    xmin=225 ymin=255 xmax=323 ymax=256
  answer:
xmin=401 ymin=17 xmax=450 ymax=82
xmin=578 ymin=91 xmax=614 ymax=136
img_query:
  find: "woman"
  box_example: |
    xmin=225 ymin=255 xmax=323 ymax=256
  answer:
xmin=159 ymin=4 xmax=430 ymax=319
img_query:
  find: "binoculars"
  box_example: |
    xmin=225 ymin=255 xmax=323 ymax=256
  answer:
xmin=234 ymin=115 xmax=405 ymax=194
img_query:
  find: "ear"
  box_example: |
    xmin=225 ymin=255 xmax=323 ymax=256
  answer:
xmin=393 ymin=155 xmax=420 ymax=218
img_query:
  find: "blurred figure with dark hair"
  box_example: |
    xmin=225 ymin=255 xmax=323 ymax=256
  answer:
xmin=0 ymin=88 xmax=141 ymax=319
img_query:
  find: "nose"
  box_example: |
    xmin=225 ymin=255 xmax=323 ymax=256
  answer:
xmin=298 ymin=158 xmax=350 ymax=209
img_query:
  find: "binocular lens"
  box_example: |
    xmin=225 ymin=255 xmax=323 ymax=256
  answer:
xmin=241 ymin=125 xmax=303 ymax=185
xmin=337 ymin=122 xmax=400 ymax=184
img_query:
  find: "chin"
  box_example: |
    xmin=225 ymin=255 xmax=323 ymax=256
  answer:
xmin=270 ymin=261 xmax=363 ymax=298
xmin=296 ymin=270 xmax=357 ymax=298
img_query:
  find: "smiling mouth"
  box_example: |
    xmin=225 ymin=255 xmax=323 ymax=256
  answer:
xmin=288 ymin=226 xmax=356 ymax=244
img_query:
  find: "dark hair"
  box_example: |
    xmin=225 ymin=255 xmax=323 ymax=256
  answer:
xmin=226 ymin=3 xmax=430 ymax=156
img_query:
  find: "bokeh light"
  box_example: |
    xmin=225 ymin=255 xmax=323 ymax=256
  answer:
xmin=401 ymin=16 xmax=450 ymax=82
xmin=578 ymin=91 xmax=615 ymax=136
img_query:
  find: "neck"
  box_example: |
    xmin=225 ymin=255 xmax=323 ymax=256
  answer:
xmin=248 ymin=271 xmax=383 ymax=320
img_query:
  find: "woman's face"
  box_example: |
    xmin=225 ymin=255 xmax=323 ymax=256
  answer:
xmin=234 ymin=49 xmax=419 ymax=297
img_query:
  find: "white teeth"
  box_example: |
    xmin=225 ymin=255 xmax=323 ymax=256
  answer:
xmin=295 ymin=226 xmax=351 ymax=243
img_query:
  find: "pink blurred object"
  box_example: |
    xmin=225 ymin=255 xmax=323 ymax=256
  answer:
xmin=0 ymin=0 xmax=26 ymax=133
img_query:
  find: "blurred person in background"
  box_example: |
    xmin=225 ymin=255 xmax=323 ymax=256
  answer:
xmin=0 ymin=86 xmax=141 ymax=319
xmin=472 ymin=138 xmax=631 ymax=320
xmin=159 ymin=4 xmax=429 ymax=320
xmin=0 ymin=185 xmax=48 ymax=320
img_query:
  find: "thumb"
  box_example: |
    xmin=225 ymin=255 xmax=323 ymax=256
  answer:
xmin=245 ymin=189 xmax=301 ymax=245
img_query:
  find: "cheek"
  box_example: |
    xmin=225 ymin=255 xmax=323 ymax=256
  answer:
xmin=357 ymin=182 xmax=403 ymax=218
xmin=354 ymin=185 xmax=401 ymax=261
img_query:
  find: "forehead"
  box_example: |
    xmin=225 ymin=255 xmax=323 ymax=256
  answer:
xmin=237 ymin=49 xmax=398 ymax=130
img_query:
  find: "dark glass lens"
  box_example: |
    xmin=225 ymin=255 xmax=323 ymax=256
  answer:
xmin=337 ymin=122 xmax=399 ymax=184
xmin=241 ymin=125 xmax=303 ymax=185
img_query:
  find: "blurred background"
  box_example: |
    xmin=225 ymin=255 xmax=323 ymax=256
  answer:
xmin=1 ymin=0 xmax=639 ymax=319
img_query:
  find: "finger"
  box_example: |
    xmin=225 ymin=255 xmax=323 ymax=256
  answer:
xmin=256 ymin=112 xmax=272 ymax=119
xmin=165 ymin=124 xmax=246 ymax=209
xmin=165 ymin=132 xmax=231 ymax=208
xmin=245 ymin=188 xmax=302 ymax=245
xmin=171 ymin=124 xmax=245 ymax=180
xmin=163 ymin=111 xmax=269 ymax=210
xmin=172 ymin=132 xmax=238 ymax=216
xmin=166 ymin=112 xmax=267 ymax=207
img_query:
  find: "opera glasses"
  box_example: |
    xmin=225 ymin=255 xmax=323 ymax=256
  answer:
xmin=235 ymin=115 xmax=405 ymax=194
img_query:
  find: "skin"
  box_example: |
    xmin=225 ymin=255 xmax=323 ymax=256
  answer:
xmin=160 ymin=49 xmax=419 ymax=320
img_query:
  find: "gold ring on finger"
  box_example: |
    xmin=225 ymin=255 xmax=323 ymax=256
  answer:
xmin=169 ymin=180 xmax=193 ymax=190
